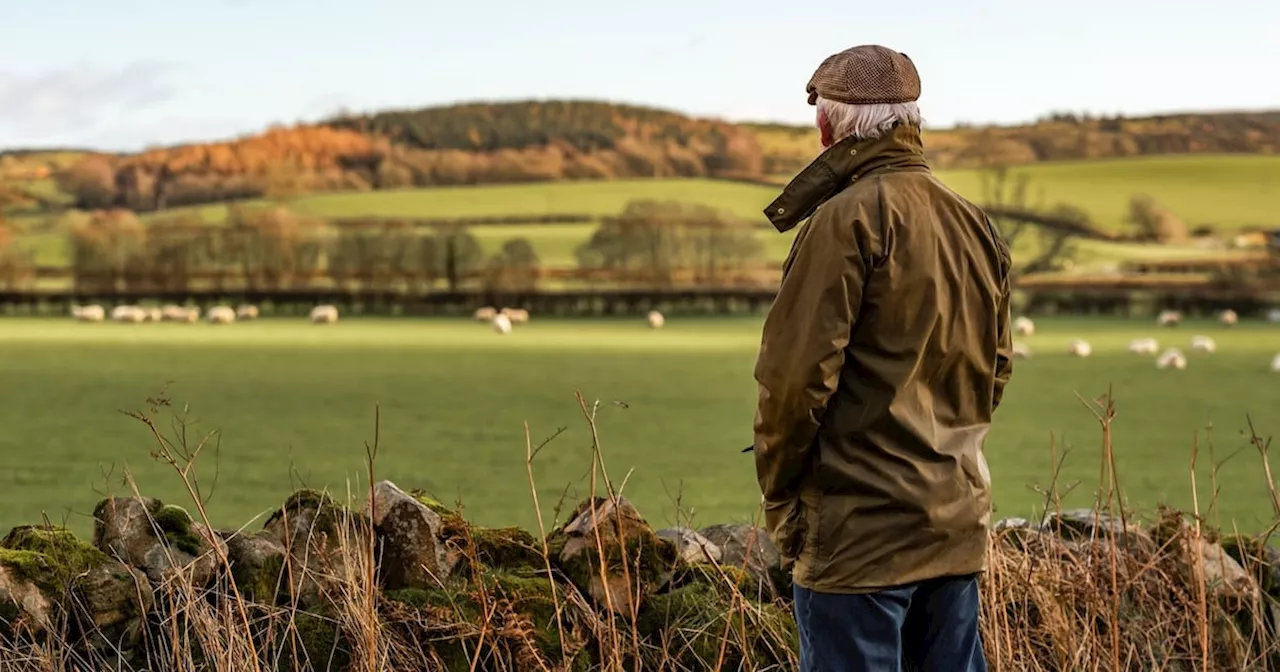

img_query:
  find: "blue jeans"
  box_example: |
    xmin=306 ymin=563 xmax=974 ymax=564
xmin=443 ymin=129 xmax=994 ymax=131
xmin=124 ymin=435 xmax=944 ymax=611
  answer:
xmin=793 ymin=575 xmax=987 ymax=672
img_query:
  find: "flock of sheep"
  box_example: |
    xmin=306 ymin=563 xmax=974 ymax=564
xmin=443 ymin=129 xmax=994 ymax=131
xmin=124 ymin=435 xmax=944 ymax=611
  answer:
xmin=69 ymin=304 xmax=341 ymax=324
xmin=1011 ymin=309 xmax=1280 ymax=372
xmin=471 ymin=306 xmax=666 ymax=334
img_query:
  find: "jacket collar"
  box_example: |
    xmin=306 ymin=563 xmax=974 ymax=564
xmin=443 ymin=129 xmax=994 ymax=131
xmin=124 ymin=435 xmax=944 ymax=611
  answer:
xmin=764 ymin=123 xmax=930 ymax=233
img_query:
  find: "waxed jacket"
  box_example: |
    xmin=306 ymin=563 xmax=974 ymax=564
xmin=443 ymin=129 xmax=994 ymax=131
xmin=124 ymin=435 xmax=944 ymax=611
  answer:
xmin=752 ymin=123 xmax=1013 ymax=593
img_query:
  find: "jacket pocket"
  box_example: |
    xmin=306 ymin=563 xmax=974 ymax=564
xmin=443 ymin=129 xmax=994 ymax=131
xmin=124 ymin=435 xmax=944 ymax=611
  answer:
xmin=764 ymin=497 xmax=808 ymax=564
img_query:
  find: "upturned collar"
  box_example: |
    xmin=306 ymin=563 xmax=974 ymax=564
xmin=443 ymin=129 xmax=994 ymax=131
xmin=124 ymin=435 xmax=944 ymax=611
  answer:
xmin=764 ymin=123 xmax=930 ymax=232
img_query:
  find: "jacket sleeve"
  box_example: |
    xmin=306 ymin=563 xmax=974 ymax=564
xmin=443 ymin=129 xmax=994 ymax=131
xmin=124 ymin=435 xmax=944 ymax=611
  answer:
xmin=753 ymin=206 xmax=866 ymax=502
xmin=992 ymin=253 xmax=1014 ymax=411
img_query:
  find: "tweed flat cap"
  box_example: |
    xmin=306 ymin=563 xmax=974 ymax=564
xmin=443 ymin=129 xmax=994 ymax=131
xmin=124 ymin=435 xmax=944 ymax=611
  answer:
xmin=806 ymin=45 xmax=921 ymax=106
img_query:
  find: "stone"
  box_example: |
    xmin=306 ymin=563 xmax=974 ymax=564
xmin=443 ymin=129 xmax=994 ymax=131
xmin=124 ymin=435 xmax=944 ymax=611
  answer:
xmin=0 ymin=562 xmax=54 ymax=635
xmin=263 ymin=489 xmax=367 ymax=607
xmin=656 ymin=527 xmax=722 ymax=565
xmin=697 ymin=523 xmax=784 ymax=594
xmin=222 ymin=529 xmax=287 ymax=603
xmin=92 ymin=497 xmax=226 ymax=587
xmin=1044 ymin=508 xmax=1158 ymax=559
xmin=370 ymin=481 xmax=452 ymax=589
xmin=1153 ymin=512 xmax=1259 ymax=607
xmin=555 ymin=497 xmax=675 ymax=615
xmin=72 ymin=562 xmax=154 ymax=652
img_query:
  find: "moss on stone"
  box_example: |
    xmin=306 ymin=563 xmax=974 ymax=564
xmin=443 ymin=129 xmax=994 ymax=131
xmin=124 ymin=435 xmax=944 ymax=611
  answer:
xmin=2 ymin=526 xmax=111 ymax=573
xmin=556 ymin=533 xmax=678 ymax=595
xmin=635 ymin=581 xmax=797 ymax=668
xmin=151 ymin=505 xmax=202 ymax=556
xmin=265 ymin=488 xmax=349 ymax=538
xmin=231 ymin=551 xmax=285 ymax=605
xmin=0 ymin=549 xmax=63 ymax=595
xmin=484 ymin=567 xmax=567 ymax=659
xmin=283 ymin=610 xmax=350 ymax=672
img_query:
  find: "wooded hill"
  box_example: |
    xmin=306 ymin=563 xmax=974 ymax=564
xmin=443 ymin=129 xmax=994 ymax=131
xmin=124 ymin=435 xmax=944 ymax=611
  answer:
xmin=24 ymin=102 xmax=1280 ymax=212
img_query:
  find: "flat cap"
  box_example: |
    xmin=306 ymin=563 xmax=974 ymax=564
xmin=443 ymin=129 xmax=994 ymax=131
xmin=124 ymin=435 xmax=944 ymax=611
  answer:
xmin=806 ymin=45 xmax=921 ymax=106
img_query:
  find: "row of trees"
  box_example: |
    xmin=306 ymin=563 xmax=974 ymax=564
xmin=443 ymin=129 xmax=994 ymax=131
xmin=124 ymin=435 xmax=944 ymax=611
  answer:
xmin=52 ymin=102 xmax=768 ymax=212
xmin=67 ymin=206 xmax=538 ymax=296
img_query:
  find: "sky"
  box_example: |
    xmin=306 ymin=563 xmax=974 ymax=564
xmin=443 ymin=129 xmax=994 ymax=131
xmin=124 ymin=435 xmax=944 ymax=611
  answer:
xmin=1 ymin=0 xmax=1276 ymax=152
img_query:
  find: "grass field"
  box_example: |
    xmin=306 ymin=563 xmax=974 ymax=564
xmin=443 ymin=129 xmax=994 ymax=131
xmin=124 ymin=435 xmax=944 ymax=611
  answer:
xmin=1 ymin=315 xmax=1278 ymax=541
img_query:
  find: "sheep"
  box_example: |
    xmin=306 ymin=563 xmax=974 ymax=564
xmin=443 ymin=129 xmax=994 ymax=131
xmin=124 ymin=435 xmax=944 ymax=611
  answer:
xmin=207 ymin=306 xmax=236 ymax=324
xmin=309 ymin=305 xmax=339 ymax=324
xmin=1011 ymin=342 xmax=1032 ymax=359
xmin=1220 ymin=309 xmax=1238 ymax=326
xmin=236 ymin=304 xmax=259 ymax=320
xmin=492 ymin=313 xmax=513 ymax=335
xmin=1190 ymin=335 xmax=1216 ymax=353
xmin=1013 ymin=316 xmax=1035 ymax=337
xmin=1127 ymin=337 xmax=1159 ymax=355
xmin=1157 ymin=310 xmax=1182 ymax=327
xmin=181 ymin=308 xmax=200 ymax=323
xmin=72 ymin=304 xmax=105 ymax=323
xmin=143 ymin=307 xmax=163 ymax=323
xmin=162 ymin=305 xmax=199 ymax=323
xmin=1269 ymin=309 xmax=1280 ymax=324
xmin=1272 ymin=354 xmax=1280 ymax=373
xmin=474 ymin=306 xmax=497 ymax=322
xmin=1067 ymin=339 xmax=1092 ymax=357
xmin=110 ymin=305 xmax=146 ymax=323
xmin=1157 ymin=348 xmax=1187 ymax=370
xmin=647 ymin=310 xmax=665 ymax=329
xmin=501 ymin=307 xmax=530 ymax=324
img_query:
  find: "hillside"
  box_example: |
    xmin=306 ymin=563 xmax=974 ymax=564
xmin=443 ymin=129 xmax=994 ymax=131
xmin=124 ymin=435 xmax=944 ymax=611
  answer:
xmin=751 ymin=110 xmax=1280 ymax=176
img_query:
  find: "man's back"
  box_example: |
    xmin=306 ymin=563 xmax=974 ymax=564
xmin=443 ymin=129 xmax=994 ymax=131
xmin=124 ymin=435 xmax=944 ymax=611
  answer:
xmin=754 ymin=122 xmax=1013 ymax=593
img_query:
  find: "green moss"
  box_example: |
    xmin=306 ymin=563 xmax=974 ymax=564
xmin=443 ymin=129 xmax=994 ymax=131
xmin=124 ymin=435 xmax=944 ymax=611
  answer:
xmin=635 ymin=581 xmax=797 ymax=668
xmin=0 ymin=548 xmax=63 ymax=595
xmin=555 ymin=532 xmax=678 ymax=594
xmin=283 ymin=610 xmax=350 ymax=672
xmin=231 ymin=551 xmax=285 ymax=605
xmin=265 ymin=489 xmax=346 ymax=536
xmin=151 ymin=505 xmax=202 ymax=556
xmin=2 ymin=525 xmax=110 ymax=572
xmin=484 ymin=568 xmax=567 ymax=659
xmin=409 ymin=489 xmax=457 ymax=518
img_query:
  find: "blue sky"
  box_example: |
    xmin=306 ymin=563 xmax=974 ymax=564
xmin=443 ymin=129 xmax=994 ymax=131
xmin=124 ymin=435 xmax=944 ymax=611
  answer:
xmin=1 ymin=0 xmax=1275 ymax=151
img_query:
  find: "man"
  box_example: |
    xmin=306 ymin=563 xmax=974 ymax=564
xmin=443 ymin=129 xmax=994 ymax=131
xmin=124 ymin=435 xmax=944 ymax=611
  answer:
xmin=752 ymin=44 xmax=1013 ymax=672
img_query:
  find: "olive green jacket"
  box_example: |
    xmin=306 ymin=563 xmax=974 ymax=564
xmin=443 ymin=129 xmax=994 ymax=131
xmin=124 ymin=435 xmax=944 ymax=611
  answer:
xmin=753 ymin=123 xmax=1013 ymax=593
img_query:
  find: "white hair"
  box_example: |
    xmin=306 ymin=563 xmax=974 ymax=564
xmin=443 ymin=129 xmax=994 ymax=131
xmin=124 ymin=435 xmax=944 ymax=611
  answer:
xmin=816 ymin=96 xmax=922 ymax=143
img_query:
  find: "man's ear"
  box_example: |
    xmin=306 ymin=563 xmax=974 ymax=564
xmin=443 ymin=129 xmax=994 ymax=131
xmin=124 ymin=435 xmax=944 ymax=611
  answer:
xmin=817 ymin=107 xmax=834 ymax=148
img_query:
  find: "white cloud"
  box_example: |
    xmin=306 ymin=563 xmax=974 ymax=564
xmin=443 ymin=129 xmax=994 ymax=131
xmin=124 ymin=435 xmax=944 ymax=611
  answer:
xmin=0 ymin=61 xmax=178 ymax=140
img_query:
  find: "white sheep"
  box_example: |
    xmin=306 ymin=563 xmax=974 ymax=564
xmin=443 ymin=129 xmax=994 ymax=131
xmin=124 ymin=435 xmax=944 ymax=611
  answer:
xmin=1127 ymin=337 xmax=1159 ymax=355
xmin=1157 ymin=348 xmax=1188 ymax=370
xmin=236 ymin=304 xmax=259 ymax=320
xmin=1013 ymin=316 xmax=1035 ymax=337
xmin=144 ymin=307 xmax=163 ymax=322
xmin=474 ymin=306 xmax=497 ymax=322
xmin=501 ymin=307 xmax=530 ymax=324
xmin=1190 ymin=335 xmax=1216 ymax=353
xmin=182 ymin=307 xmax=199 ymax=323
xmin=492 ymin=313 xmax=513 ymax=335
xmin=1157 ymin=310 xmax=1182 ymax=327
xmin=110 ymin=305 xmax=146 ymax=323
xmin=1269 ymin=309 xmax=1280 ymax=324
xmin=647 ymin=310 xmax=665 ymax=329
xmin=207 ymin=306 xmax=237 ymax=324
xmin=1220 ymin=309 xmax=1239 ymax=327
xmin=1272 ymin=354 xmax=1280 ymax=373
xmin=1011 ymin=342 xmax=1032 ymax=359
xmin=309 ymin=305 xmax=339 ymax=324
xmin=1067 ymin=339 xmax=1092 ymax=357
xmin=162 ymin=305 xmax=199 ymax=323
xmin=72 ymin=304 xmax=105 ymax=323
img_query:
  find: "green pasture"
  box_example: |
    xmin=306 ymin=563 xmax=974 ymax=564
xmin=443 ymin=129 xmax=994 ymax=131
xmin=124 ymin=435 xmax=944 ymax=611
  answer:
xmin=0 ymin=316 xmax=1278 ymax=541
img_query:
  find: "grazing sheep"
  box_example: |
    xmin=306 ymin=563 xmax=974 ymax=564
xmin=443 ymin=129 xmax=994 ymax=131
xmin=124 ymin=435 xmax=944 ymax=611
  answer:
xmin=474 ymin=306 xmax=497 ymax=322
xmin=1067 ymin=339 xmax=1092 ymax=357
xmin=648 ymin=310 xmax=665 ymax=329
xmin=1157 ymin=348 xmax=1187 ymax=370
xmin=1220 ymin=309 xmax=1238 ymax=326
xmin=1272 ymin=354 xmax=1280 ymax=373
xmin=144 ymin=307 xmax=163 ymax=322
xmin=72 ymin=304 xmax=105 ymax=323
xmin=110 ymin=305 xmax=146 ymax=323
xmin=1190 ymin=335 xmax=1216 ymax=353
xmin=501 ymin=307 xmax=530 ymax=324
xmin=236 ymin=304 xmax=259 ymax=320
xmin=492 ymin=313 xmax=513 ymax=335
xmin=1157 ymin=310 xmax=1182 ymax=327
xmin=1013 ymin=316 xmax=1035 ymax=337
xmin=162 ymin=305 xmax=199 ymax=323
xmin=1127 ymin=337 xmax=1159 ymax=355
xmin=1011 ymin=342 xmax=1032 ymax=359
xmin=207 ymin=306 xmax=236 ymax=324
xmin=309 ymin=305 xmax=339 ymax=324
xmin=1269 ymin=309 xmax=1280 ymax=324
xmin=182 ymin=308 xmax=200 ymax=323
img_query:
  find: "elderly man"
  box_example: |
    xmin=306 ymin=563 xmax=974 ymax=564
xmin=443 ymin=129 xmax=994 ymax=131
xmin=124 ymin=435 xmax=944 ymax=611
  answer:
xmin=752 ymin=45 xmax=1012 ymax=672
